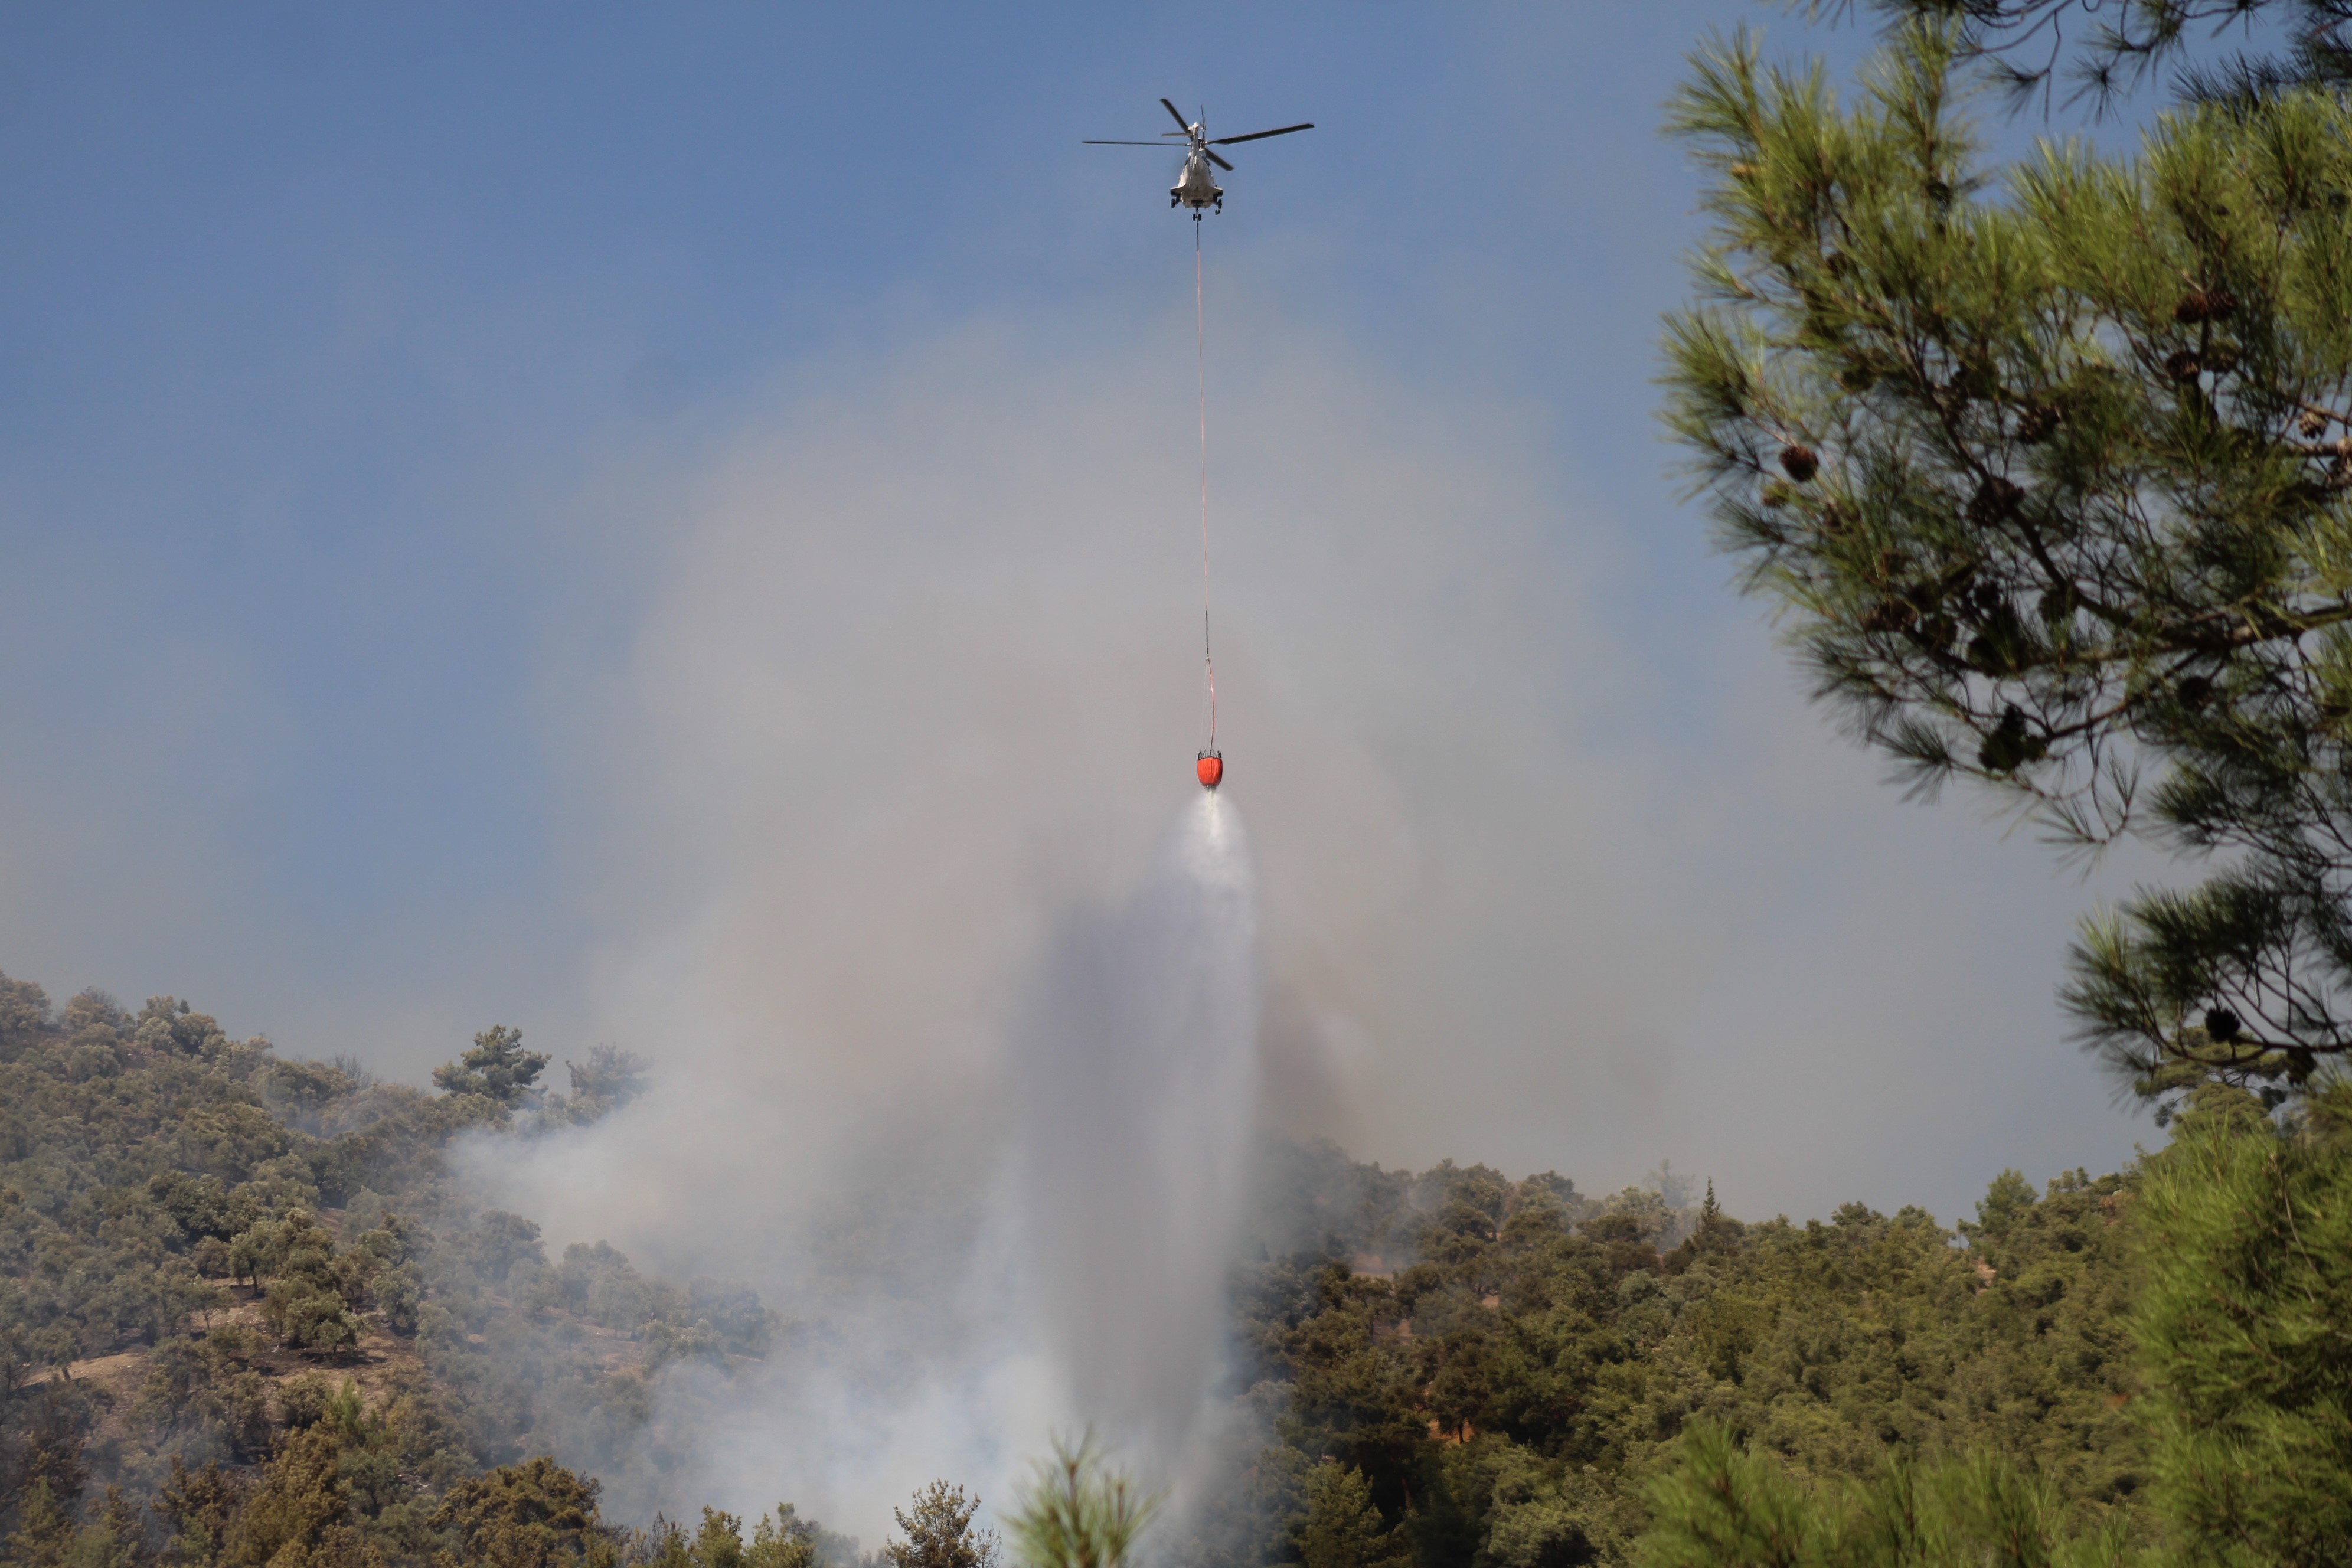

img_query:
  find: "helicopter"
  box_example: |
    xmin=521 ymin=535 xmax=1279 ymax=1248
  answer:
xmin=1085 ymin=99 xmax=1313 ymax=215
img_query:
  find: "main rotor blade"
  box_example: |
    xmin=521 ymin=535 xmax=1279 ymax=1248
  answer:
xmin=1204 ymin=148 xmax=1234 ymax=171
xmin=1160 ymin=97 xmax=1194 ymax=133
xmin=1208 ymin=122 xmax=1314 ymax=145
xmin=1083 ymin=139 xmax=1178 ymax=145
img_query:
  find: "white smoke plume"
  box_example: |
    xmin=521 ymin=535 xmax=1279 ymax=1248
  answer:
xmin=461 ymin=289 xmax=2148 ymax=1538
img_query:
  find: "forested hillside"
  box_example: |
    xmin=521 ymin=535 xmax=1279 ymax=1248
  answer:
xmin=1 ymin=964 xmax=2222 ymax=1568
xmin=0 ymin=972 xmax=806 ymax=1568
xmin=1190 ymin=1147 xmax=2142 ymax=1568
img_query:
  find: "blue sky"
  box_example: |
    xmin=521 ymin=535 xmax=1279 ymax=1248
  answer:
xmin=0 ymin=3 xmax=2164 ymax=1222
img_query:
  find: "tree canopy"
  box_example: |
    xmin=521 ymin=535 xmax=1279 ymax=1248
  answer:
xmin=430 ymin=1026 xmax=551 ymax=1108
xmin=1663 ymin=15 xmax=2352 ymax=1097
xmin=884 ymin=1482 xmax=998 ymax=1568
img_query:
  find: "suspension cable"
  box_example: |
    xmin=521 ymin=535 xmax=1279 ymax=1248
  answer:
xmin=1197 ymin=218 xmax=1216 ymax=753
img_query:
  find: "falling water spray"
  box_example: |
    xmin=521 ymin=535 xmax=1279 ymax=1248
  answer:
xmin=1011 ymin=790 xmax=1260 ymax=1478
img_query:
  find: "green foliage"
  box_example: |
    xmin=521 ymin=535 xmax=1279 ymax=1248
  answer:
xmin=219 ymin=1424 xmax=382 ymax=1568
xmin=262 ymin=1214 xmax=371 ymax=1354
xmin=0 ymin=969 xmax=780 ymax=1566
xmin=1625 ymin=1074 xmax=2352 ymax=1567
xmin=1296 ymin=1463 xmax=1409 ymax=1568
xmin=1212 ymin=1154 xmax=2145 ymax=1568
xmin=136 ymin=1327 xmax=275 ymax=1459
xmin=1662 ymin=18 xmax=2352 ymax=1097
xmin=6 ymin=1478 xmax=80 ymax=1568
xmin=640 ymin=1504 xmax=836 ymax=1568
xmin=158 ymin=1455 xmax=246 ymax=1565
xmin=884 ymin=1481 xmax=998 ymax=1568
xmin=2132 ymin=1080 xmax=2352 ymax=1563
xmin=431 ymin=1026 xmax=550 ymax=1108
xmin=17 ymin=962 xmax=2348 ymax=1568
xmin=1634 ymin=1422 xmax=2135 ymax=1568
xmin=430 ymin=1455 xmax=617 ymax=1568
xmin=1006 ymin=1437 xmax=1159 ymax=1568
xmin=1635 ymin=1423 xmax=1811 ymax=1568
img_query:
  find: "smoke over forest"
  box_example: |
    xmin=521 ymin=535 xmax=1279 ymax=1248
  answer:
xmin=457 ymin=790 xmax=1262 ymax=1533
xmin=432 ymin=315 xmax=2147 ymax=1536
xmin=455 ymin=326 xmax=1586 ymax=1530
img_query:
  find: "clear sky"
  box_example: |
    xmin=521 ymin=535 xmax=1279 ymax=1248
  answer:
xmin=0 ymin=2 xmax=2163 ymax=1223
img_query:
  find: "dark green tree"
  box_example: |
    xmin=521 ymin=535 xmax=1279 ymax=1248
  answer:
xmin=1634 ymin=1425 xmax=2126 ymax=1568
xmin=156 ymin=1456 xmax=244 ymax=1566
xmin=2132 ymin=1080 xmax=2352 ymax=1560
xmin=1632 ymin=1084 xmax=2352 ymax=1566
xmin=1663 ymin=15 xmax=2352 ymax=1100
xmin=257 ymin=1215 xmax=365 ymax=1354
xmin=218 ymin=1426 xmax=378 ymax=1568
xmin=5 ymin=1481 xmax=79 ymax=1568
xmin=432 ymin=1026 xmax=550 ymax=1107
xmin=1295 ymin=1462 xmax=1409 ymax=1568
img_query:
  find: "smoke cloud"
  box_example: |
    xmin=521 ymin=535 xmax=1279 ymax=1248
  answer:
xmin=460 ymin=286 xmax=2147 ymax=1536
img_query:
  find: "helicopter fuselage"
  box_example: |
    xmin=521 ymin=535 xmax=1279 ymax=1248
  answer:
xmin=1171 ymin=148 xmax=1223 ymax=213
xmin=1087 ymin=100 xmax=1308 ymax=215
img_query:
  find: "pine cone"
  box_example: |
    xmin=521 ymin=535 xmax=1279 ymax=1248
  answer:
xmin=1976 ymin=705 xmax=2044 ymax=772
xmin=2202 ymin=1007 xmax=2242 ymax=1044
xmin=2164 ymin=349 xmax=2203 ymax=382
xmin=1779 ymin=445 xmax=1819 ymax=482
xmin=1966 ymin=476 xmax=2025 ymax=526
xmin=1861 ymin=599 xmax=1917 ymax=633
xmin=2177 ymin=675 xmax=2214 ymax=711
xmin=2299 ymin=410 xmax=2329 ymax=438
xmin=2173 ymin=288 xmax=2238 ymax=324
xmin=2015 ymin=404 xmax=2062 ymax=445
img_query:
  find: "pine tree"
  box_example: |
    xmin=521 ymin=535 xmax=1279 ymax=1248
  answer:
xmin=1663 ymin=16 xmax=2352 ymax=1099
xmin=430 ymin=1024 xmax=550 ymax=1106
xmin=2133 ymin=1079 xmax=2352 ymax=1560
xmin=1005 ymin=1438 xmax=1158 ymax=1568
xmin=884 ymin=1482 xmax=998 ymax=1568
xmin=1296 ymin=1462 xmax=1411 ymax=1568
